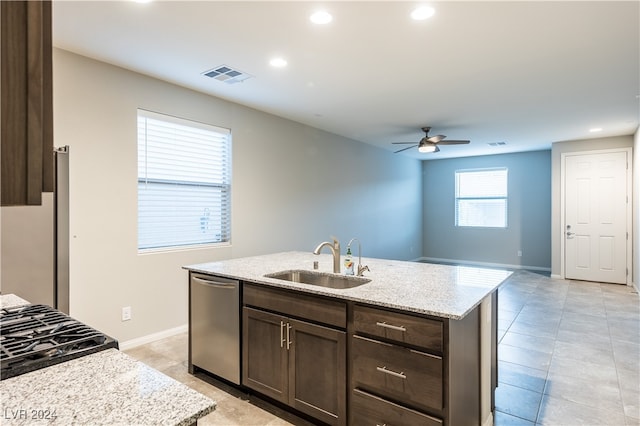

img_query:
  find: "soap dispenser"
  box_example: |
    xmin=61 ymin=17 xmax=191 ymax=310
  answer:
xmin=344 ymin=247 xmax=354 ymax=275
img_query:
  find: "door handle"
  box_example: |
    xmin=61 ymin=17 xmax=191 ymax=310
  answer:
xmin=566 ymin=225 xmax=574 ymax=238
xmin=280 ymin=321 xmax=286 ymax=348
xmin=286 ymin=323 xmax=292 ymax=350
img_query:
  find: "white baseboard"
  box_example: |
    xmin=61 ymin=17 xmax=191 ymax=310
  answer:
xmin=550 ymin=274 xmax=563 ymax=280
xmin=418 ymin=257 xmax=551 ymax=273
xmin=118 ymin=324 xmax=188 ymax=351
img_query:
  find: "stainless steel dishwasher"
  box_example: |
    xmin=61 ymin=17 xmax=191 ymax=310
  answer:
xmin=189 ymin=273 xmax=240 ymax=385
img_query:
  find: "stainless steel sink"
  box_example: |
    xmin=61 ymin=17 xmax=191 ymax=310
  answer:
xmin=265 ymin=270 xmax=370 ymax=289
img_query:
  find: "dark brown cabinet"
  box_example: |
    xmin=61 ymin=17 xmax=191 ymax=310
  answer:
xmin=243 ymin=307 xmax=288 ymax=402
xmin=350 ymin=303 xmax=484 ymax=426
xmin=243 ymin=284 xmax=347 ymax=426
xmin=351 ymin=388 xmax=443 ymax=426
xmin=351 ymin=334 xmax=443 ymax=413
xmin=227 ymin=280 xmax=496 ymax=425
xmin=1 ymin=0 xmax=54 ymax=206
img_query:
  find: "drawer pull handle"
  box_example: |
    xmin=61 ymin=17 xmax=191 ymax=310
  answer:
xmin=280 ymin=321 xmax=286 ymax=348
xmin=376 ymin=321 xmax=406 ymax=332
xmin=376 ymin=366 xmax=406 ymax=379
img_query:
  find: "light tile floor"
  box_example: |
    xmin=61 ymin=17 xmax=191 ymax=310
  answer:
xmin=495 ymin=271 xmax=639 ymax=426
xmin=124 ymin=334 xmax=302 ymax=426
xmin=125 ymin=270 xmax=640 ymax=426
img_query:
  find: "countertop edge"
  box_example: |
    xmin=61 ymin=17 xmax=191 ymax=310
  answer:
xmin=184 ymin=252 xmax=512 ymax=320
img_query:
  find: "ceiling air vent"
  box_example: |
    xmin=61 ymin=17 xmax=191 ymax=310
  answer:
xmin=202 ymin=65 xmax=253 ymax=85
xmin=487 ymin=142 xmax=507 ymax=146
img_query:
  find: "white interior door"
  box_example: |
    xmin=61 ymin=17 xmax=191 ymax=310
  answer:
xmin=564 ymin=151 xmax=629 ymax=284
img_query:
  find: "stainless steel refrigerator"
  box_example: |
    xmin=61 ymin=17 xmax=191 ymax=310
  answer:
xmin=0 ymin=146 xmax=69 ymax=312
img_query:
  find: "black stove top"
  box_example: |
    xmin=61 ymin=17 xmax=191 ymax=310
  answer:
xmin=1 ymin=304 xmax=118 ymax=380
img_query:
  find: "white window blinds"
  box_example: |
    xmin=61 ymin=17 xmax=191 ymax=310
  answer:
xmin=137 ymin=110 xmax=231 ymax=251
xmin=455 ymin=168 xmax=507 ymax=228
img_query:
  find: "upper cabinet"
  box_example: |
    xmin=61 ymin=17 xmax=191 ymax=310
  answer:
xmin=1 ymin=0 xmax=54 ymax=206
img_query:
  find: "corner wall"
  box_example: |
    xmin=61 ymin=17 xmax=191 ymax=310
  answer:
xmin=53 ymin=49 xmax=423 ymax=343
xmin=422 ymin=151 xmax=551 ymax=270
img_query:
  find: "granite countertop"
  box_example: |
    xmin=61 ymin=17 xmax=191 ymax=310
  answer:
xmin=0 ymin=349 xmax=215 ymax=426
xmin=185 ymin=251 xmax=512 ymax=320
xmin=0 ymin=295 xmax=216 ymax=426
xmin=1 ymin=293 xmax=30 ymax=309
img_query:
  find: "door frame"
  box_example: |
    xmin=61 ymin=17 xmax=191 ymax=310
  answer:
xmin=560 ymin=147 xmax=633 ymax=285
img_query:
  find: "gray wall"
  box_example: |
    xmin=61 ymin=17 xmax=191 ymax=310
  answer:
xmin=422 ymin=151 xmax=551 ymax=270
xmin=52 ymin=49 xmax=422 ymax=344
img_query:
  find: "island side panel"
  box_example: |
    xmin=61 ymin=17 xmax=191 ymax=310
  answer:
xmin=447 ymin=304 xmax=480 ymax=426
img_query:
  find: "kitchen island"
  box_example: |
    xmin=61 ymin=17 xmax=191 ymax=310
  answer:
xmin=0 ymin=295 xmax=216 ymax=426
xmin=185 ymin=251 xmax=510 ymax=319
xmin=185 ymin=251 xmax=512 ymax=426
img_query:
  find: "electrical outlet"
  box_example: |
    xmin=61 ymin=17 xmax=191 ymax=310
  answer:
xmin=517 ymin=250 xmax=522 ymax=257
xmin=122 ymin=306 xmax=132 ymax=321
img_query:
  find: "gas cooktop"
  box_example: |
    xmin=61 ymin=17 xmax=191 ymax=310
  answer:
xmin=0 ymin=304 xmax=118 ymax=380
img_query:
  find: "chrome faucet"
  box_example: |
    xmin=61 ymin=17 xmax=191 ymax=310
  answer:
xmin=347 ymin=237 xmax=370 ymax=277
xmin=313 ymin=236 xmax=341 ymax=273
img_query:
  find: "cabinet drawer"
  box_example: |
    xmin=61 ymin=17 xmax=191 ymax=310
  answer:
xmin=244 ymin=283 xmax=346 ymax=329
xmin=351 ymin=388 xmax=442 ymax=426
xmin=351 ymin=335 xmax=443 ymax=412
xmin=353 ymin=305 xmax=443 ymax=354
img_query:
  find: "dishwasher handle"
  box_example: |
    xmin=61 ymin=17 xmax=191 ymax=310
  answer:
xmin=192 ymin=276 xmax=238 ymax=289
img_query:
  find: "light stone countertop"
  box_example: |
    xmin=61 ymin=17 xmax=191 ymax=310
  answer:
xmin=184 ymin=251 xmax=513 ymax=320
xmin=0 ymin=295 xmax=216 ymax=426
xmin=1 ymin=293 xmax=30 ymax=309
xmin=0 ymin=349 xmax=215 ymax=426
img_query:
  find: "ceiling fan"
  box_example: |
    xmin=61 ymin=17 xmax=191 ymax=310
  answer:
xmin=392 ymin=127 xmax=470 ymax=153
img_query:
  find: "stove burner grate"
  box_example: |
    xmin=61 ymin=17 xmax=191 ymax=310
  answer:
xmin=1 ymin=304 xmax=118 ymax=380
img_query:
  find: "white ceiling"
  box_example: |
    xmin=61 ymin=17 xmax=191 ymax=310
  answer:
xmin=52 ymin=1 xmax=639 ymax=159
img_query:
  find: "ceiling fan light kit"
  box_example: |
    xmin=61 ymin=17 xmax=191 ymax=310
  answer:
xmin=418 ymin=143 xmax=438 ymax=153
xmin=392 ymin=126 xmax=470 ymax=154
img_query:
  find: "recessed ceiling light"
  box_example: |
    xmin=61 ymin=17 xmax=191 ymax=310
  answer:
xmin=411 ymin=6 xmax=435 ymax=21
xmin=589 ymin=127 xmax=603 ymax=133
xmin=269 ymin=57 xmax=288 ymax=68
xmin=132 ymin=0 xmax=153 ymax=3
xmin=310 ymin=11 xmax=332 ymax=25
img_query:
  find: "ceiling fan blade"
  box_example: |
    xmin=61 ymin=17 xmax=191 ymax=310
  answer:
xmin=394 ymin=144 xmax=418 ymax=153
xmin=427 ymin=135 xmax=446 ymax=143
xmin=392 ymin=142 xmax=419 ymax=145
xmin=437 ymin=140 xmax=470 ymax=145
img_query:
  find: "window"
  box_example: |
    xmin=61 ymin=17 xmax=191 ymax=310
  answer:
xmin=455 ymin=168 xmax=507 ymax=228
xmin=137 ymin=110 xmax=231 ymax=251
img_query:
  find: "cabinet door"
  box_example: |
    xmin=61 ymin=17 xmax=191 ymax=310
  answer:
xmin=288 ymin=318 xmax=346 ymax=426
xmin=242 ymin=307 xmax=288 ymax=403
xmin=1 ymin=0 xmax=54 ymax=206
